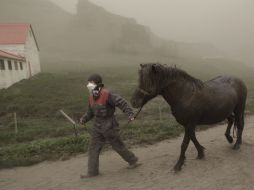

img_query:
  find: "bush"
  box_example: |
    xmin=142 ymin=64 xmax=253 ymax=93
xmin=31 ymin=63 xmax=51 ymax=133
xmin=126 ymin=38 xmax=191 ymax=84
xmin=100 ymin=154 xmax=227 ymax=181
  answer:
xmin=0 ymin=135 xmax=90 ymax=168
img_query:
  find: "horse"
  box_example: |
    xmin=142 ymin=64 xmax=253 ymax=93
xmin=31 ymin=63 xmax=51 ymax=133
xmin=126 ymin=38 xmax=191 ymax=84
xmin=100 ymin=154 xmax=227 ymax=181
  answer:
xmin=131 ymin=63 xmax=247 ymax=172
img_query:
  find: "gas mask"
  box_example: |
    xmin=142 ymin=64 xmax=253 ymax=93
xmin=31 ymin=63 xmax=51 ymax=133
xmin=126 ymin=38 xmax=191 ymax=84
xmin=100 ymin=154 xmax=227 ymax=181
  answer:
xmin=87 ymin=82 xmax=97 ymax=94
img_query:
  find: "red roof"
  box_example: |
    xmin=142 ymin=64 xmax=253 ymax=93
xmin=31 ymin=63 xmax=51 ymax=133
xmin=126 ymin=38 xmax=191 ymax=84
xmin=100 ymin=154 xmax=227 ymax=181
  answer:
xmin=0 ymin=50 xmax=25 ymax=61
xmin=0 ymin=23 xmax=39 ymax=50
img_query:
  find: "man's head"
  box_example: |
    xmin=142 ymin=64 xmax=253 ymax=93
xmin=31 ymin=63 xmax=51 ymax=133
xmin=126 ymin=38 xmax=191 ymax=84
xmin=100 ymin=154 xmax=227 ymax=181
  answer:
xmin=87 ymin=74 xmax=102 ymax=85
xmin=86 ymin=74 xmax=103 ymax=95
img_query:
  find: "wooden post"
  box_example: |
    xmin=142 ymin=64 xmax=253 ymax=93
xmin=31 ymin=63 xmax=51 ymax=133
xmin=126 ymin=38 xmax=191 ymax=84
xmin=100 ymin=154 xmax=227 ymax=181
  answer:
xmin=14 ymin=112 xmax=18 ymax=134
xmin=158 ymin=104 xmax=162 ymax=124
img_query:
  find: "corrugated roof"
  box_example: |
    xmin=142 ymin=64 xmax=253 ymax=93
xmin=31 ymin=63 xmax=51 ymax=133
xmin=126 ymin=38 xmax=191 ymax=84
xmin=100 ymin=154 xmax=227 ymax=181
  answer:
xmin=0 ymin=50 xmax=25 ymax=61
xmin=0 ymin=23 xmax=39 ymax=50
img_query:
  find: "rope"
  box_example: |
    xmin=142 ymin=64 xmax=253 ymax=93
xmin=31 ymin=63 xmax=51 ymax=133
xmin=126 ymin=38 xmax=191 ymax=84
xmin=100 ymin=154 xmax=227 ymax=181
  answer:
xmin=119 ymin=106 xmax=144 ymax=137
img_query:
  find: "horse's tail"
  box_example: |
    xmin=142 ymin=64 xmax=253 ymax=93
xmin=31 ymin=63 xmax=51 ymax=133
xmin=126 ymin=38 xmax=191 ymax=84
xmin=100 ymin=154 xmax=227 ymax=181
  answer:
xmin=235 ymin=77 xmax=247 ymax=134
xmin=233 ymin=120 xmax=237 ymax=138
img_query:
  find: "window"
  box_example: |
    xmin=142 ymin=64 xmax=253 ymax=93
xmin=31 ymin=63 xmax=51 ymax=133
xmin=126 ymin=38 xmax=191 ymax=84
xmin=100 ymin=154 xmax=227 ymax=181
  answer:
xmin=0 ymin=59 xmax=5 ymax=70
xmin=19 ymin=62 xmax=23 ymax=70
xmin=14 ymin=61 xmax=18 ymax=70
xmin=8 ymin=60 xmax=12 ymax=70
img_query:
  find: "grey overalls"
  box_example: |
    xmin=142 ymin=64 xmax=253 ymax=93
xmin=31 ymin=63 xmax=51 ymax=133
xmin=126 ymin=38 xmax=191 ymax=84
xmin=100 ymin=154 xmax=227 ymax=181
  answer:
xmin=81 ymin=88 xmax=137 ymax=176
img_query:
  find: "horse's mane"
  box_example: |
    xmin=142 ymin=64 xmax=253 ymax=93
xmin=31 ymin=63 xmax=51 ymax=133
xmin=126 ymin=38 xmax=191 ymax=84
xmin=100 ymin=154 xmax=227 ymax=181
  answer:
xmin=140 ymin=63 xmax=204 ymax=91
xmin=162 ymin=65 xmax=204 ymax=89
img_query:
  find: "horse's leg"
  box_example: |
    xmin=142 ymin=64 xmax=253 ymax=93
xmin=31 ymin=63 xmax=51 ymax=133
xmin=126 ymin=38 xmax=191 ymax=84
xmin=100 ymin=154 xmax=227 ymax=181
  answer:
xmin=233 ymin=85 xmax=247 ymax=150
xmin=174 ymin=127 xmax=191 ymax=172
xmin=189 ymin=127 xmax=205 ymax=159
xmin=225 ymin=114 xmax=234 ymax=144
xmin=233 ymin=112 xmax=244 ymax=150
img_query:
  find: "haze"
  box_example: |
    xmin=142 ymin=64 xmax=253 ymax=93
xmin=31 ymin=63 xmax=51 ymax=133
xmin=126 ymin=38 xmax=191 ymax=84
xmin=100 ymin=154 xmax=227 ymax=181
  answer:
xmin=50 ymin=0 xmax=254 ymax=65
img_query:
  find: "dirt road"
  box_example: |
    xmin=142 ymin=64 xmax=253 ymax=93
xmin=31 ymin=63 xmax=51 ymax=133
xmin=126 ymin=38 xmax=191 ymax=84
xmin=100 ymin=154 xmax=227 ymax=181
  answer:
xmin=1 ymin=116 xmax=254 ymax=190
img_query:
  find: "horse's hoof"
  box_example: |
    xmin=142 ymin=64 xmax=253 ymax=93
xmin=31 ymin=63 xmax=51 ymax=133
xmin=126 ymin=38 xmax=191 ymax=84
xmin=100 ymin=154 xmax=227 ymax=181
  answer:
xmin=233 ymin=144 xmax=240 ymax=150
xmin=225 ymin=135 xmax=233 ymax=144
xmin=197 ymin=153 xmax=205 ymax=160
xmin=197 ymin=146 xmax=205 ymax=159
xmin=173 ymin=164 xmax=182 ymax=172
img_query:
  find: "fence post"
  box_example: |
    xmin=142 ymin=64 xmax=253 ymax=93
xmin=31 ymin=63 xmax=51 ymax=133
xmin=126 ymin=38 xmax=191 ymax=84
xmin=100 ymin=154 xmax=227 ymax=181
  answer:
xmin=14 ymin=112 xmax=18 ymax=134
xmin=158 ymin=104 xmax=162 ymax=124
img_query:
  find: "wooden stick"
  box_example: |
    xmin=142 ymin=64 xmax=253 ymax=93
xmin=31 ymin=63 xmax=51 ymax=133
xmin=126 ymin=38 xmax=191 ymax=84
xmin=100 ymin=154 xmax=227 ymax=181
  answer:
xmin=59 ymin=110 xmax=78 ymax=137
xmin=60 ymin=110 xmax=76 ymax=125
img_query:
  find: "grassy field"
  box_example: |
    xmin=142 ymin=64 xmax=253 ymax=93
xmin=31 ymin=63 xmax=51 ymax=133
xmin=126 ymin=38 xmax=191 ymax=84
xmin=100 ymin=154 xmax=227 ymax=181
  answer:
xmin=0 ymin=60 xmax=253 ymax=168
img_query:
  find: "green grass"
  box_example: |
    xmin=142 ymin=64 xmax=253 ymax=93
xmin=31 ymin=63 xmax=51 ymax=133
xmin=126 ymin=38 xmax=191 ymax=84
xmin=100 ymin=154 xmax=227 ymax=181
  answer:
xmin=0 ymin=135 xmax=90 ymax=168
xmin=0 ymin=61 xmax=253 ymax=169
xmin=0 ymin=118 xmax=80 ymax=146
xmin=0 ymin=118 xmax=182 ymax=169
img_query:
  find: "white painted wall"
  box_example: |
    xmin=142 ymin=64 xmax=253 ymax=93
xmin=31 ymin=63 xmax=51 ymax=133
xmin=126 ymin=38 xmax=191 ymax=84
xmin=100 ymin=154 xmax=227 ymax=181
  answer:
xmin=25 ymin=29 xmax=41 ymax=76
xmin=0 ymin=29 xmax=40 ymax=77
xmin=0 ymin=26 xmax=41 ymax=89
xmin=0 ymin=44 xmax=25 ymax=56
xmin=0 ymin=58 xmax=27 ymax=89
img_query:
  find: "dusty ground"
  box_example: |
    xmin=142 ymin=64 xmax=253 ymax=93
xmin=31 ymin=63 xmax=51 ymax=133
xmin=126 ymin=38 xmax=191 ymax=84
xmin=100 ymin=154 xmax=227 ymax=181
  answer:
xmin=1 ymin=116 xmax=254 ymax=190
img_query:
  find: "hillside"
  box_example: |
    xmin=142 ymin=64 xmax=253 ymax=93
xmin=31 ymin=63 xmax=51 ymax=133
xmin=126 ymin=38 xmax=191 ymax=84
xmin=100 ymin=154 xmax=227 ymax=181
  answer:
xmin=0 ymin=0 xmax=222 ymax=71
xmin=1 ymin=0 xmax=254 ymax=172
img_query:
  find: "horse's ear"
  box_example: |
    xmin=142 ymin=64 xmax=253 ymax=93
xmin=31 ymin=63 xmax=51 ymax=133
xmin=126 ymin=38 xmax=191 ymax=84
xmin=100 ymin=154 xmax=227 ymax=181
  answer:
xmin=140 ymin=64 xmax=144 ymax=68
xmin=152 ymin=64 xmax=158 ymax=73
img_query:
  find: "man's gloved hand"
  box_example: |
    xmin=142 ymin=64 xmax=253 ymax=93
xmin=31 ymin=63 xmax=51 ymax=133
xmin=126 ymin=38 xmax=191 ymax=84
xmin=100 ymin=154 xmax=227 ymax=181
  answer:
xmin=129 ymin=117 xmax=135 ymax=121
xmin=79 ymin=117 xmax=85 ymax=125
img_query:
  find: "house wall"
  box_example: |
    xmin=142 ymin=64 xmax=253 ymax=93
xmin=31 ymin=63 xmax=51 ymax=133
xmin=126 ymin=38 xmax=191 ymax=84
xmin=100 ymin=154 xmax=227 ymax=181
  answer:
xmin=0 ymin=28 xmax=40 ymax=77
xmin=25 ymin=29 xmax=40 ymax=76
xmin=0 ymin=26 xmax=41 ymax=89
xmin=0 ymin=44 xmax=25 ymax=56
xmin=0 ymin=58 xmax=27 ymax=89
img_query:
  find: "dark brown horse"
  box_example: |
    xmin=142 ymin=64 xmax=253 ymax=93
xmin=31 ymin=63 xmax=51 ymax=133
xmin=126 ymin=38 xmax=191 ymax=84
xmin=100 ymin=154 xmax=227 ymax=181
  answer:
xmin=131 ymin=63 xmax=247 ymax=172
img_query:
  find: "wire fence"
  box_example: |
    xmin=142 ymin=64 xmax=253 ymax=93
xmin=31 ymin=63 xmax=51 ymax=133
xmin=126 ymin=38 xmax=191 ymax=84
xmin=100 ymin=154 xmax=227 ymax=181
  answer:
xmin=0 ymin=113 xmax=18 ymax=134
xmin=0 ymin=97 xmax=174 ymax=148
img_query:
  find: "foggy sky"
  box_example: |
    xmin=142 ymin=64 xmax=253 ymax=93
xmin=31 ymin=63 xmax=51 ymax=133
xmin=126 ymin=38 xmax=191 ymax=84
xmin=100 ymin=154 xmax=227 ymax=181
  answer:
xmin=50 ymin=0 xmax=254 ymax=65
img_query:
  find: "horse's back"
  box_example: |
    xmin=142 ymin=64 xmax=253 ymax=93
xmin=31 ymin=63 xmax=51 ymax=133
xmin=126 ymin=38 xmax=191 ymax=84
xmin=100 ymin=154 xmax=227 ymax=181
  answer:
xmin=196 ymin=76 xmax=247 ymax=124
xmin=205 ymin=75 xmax=247 ymax=99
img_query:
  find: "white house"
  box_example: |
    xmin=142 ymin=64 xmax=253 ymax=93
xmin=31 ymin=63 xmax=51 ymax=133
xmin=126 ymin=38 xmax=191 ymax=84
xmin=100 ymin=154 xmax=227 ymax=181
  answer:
xmin=0 ymin=23 xmax=40 ymax=89
xmin=0 ymin=50 xmax=27 ymax=88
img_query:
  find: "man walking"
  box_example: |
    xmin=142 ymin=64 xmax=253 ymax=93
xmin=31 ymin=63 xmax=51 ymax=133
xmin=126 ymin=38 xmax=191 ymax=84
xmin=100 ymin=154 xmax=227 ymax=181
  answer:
xmin=80 ymin=74 xmax=140 ymax=178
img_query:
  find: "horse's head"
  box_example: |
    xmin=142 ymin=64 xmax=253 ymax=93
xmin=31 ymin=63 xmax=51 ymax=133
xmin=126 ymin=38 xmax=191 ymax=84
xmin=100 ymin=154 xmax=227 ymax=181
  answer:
xmin=131 ymin=63 xmax=162 ymax=108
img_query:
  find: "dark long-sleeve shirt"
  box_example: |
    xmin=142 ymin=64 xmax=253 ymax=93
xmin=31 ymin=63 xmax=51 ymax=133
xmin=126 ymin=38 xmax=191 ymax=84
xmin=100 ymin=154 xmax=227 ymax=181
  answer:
xmin=81 ymin=88 xmax=134 ymax=132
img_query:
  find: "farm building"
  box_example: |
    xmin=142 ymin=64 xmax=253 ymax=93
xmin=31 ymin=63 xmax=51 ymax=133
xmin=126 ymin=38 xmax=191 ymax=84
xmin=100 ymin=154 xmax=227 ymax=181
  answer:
xmin=0 ymin=23 xmax=40 ymax=89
